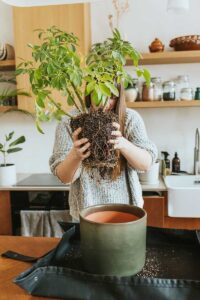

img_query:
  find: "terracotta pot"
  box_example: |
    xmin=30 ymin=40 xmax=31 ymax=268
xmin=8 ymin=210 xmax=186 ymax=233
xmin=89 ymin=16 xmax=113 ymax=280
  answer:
xmin=80 ymin=204 xmax=147 ymax=276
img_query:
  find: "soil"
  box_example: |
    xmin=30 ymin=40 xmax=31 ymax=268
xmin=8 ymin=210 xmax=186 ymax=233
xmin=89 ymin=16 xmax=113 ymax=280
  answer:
xmin=70 ymin=109 xmax=119 ymax=173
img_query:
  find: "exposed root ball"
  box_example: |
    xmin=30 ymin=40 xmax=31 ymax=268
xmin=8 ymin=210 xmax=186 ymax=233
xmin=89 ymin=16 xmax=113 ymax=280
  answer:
xmin=70 ymin=110 xmax=119 ymax=170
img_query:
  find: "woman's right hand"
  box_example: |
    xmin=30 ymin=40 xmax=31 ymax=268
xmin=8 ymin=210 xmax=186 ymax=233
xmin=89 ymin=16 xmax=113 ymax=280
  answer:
xmin=72 ymin=127 xmax=91 ymax=161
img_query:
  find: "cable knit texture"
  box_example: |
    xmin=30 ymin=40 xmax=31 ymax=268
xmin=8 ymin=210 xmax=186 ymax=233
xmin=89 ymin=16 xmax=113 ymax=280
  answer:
xmin=49 ymin=108 xmax=157 ymax=220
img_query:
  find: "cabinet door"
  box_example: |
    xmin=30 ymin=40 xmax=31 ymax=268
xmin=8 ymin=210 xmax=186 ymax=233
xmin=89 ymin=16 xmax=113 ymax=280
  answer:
xmin=0 ymin=191 xmax=12 ymax=235
xmin=13 ymin=4 xmax=91 ymax=113
xmin=143 ymin=196 xmax=165 ymax=228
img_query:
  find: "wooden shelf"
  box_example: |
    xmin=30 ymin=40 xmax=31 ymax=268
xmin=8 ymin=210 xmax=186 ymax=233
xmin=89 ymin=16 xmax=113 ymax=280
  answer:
xmin=127 ymin=100 xmax=200 ymax=108
xmin=0 ymin=106 xmax=17 ymax=112
xmin=126 ymin=50 xmax=200 ymax=65
xmin=0 ymin=60 xmax=15 ymax=71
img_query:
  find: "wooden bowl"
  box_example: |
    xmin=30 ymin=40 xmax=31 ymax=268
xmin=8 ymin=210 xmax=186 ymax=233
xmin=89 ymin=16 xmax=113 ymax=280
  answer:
xmin=170 ymin=35 xmax=200 ymax=51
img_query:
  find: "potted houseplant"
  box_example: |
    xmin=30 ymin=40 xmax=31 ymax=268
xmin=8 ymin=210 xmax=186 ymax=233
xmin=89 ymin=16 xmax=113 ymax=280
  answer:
xmin=0 ymin=131 xmax=26 ymax=185
xmin=16 ymin=26 xmax=150 ymax=172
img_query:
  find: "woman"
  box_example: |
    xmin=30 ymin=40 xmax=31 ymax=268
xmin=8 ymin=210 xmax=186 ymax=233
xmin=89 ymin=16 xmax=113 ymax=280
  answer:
xmin=49 ymin=85 xmax=157 ymax=221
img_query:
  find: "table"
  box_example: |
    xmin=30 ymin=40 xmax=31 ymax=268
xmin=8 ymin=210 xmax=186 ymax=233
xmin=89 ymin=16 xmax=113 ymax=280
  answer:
xmin=0 ymin=236 xmax=60 ymax=300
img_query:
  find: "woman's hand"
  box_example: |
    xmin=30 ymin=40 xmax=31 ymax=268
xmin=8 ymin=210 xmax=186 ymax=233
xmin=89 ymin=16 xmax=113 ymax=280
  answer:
xmin=72 ymin=127 xmax=91 ymax=161
xmin=109 ymin=122 xmax=128 ymax=150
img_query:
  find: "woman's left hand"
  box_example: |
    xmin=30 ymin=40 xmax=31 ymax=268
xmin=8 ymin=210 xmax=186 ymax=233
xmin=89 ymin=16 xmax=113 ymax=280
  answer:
xmin=109 ymin=122 xmax=128 ymax=150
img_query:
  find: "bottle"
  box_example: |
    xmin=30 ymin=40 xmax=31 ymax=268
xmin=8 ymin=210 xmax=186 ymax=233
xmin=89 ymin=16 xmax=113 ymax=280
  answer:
xmin=161 ymin=151 xmax=170 ymax=176
xmin=195 ymin=87 xmax=200 ymax=100
xmin=172 ymin=152 xmax=180 ymax=173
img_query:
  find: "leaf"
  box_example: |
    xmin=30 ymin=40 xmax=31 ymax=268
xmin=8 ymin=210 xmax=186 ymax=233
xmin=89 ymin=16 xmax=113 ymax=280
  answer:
xmin=7 ymin=147 xmax=23 ymax=153
xmin=91 ymin=90 xmax=101 ymax=106
xmin=36 ymin=94 xmax=45 ymax=108
xmin=6 ymin=131 xmax=14 ymax=142
xmin=99 ymin=83 xmax=111 ymax=97
xmin=143 ymin=68 xmax=151 ymax=86
xmin=0 ymin=143 xmax=3 ymax=149
xmin=36 ymin=120 xmax=44 ymax=134
xmin=9 ymin=136 xmax=25 ymax=147
xmin=105 ymin=82 xmax=119 ymax=97
xmin=86 ymin=81 xmax=95 ymax=95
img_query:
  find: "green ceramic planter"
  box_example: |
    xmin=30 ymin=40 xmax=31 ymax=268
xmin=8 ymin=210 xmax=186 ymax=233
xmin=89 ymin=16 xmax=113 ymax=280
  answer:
xmin=80 ymin=204 xmax=147 ymax=276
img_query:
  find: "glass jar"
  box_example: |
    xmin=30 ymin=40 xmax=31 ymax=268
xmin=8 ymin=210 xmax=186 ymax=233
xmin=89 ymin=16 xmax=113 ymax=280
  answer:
xmin=151 ymin=77 xmax=163 ymax=101
xmin=195 ymin=87 xmax=200 ymax=100
xmin=163 ymin=81 xmax=176 ymax=101
xmin=175 ymin=75 xmax=189 ymax=100
xmin=180 ymin=88 xmax=193 ymax=101
xmin=142 ymin=82 xmax=154 ymax=101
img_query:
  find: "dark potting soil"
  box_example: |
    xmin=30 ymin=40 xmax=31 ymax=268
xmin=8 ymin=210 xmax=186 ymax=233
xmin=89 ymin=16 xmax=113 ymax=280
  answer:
xmin=70 ymin=110 xmax=119 ymax=173
xmin=57 ymin=229 xmax=200 ymax=280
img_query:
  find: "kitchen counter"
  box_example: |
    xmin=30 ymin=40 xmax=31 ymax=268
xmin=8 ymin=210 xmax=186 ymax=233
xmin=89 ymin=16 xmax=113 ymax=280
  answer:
xmin=0 ymin=173 xmax=167 ymax=192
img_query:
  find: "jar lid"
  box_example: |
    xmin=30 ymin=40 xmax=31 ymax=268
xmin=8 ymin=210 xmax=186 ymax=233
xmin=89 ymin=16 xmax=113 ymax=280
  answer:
xmin=163 ymin=80 xmax=175 ymax=87
xmin=181 ymin=88 xmax=193 ymax=92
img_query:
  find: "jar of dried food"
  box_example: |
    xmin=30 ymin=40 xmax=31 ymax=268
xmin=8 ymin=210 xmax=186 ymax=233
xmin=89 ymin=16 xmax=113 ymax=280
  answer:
xmin=163 ymin=81 xmax=176 ymax=101
xmin=180 ymin=88 xmax=193 ymax=101
xmin=151 ymin=77 xmax=163 ymax=101
xmin=175 ymin=75 xmax=189 ymax=100
xmin=142 ymin=82 xmax=154 ymax=101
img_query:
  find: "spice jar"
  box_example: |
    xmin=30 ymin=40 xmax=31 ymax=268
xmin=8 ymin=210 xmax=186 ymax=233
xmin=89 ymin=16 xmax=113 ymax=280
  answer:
xmin=175 ymin=75 xmax=189 ymax=100
xmin=142 ymin=82 xmax=154 ymax=101
xmin=180 ymin=88 xmax=193 ymax=101
xmin=195 ymin=87 xmax=200 ymax=100
xmin=151 ymin=77 xmax=163 ymax=101
xmin=163 ymin=81 xmax=176 ymax=101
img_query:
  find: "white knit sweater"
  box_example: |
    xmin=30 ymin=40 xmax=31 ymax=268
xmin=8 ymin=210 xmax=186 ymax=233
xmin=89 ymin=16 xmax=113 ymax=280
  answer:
xmin=49 ymin=108 xmax=157 ymax=220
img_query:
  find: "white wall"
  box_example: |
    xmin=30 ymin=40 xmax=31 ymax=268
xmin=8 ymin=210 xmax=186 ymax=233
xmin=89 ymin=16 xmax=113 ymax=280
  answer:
xmin=0 ymin=0 xmax=200 ymax=173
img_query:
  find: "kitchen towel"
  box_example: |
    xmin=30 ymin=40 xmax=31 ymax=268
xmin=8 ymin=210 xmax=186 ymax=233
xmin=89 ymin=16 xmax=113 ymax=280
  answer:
xmin=20 ymin=210 xmax=72 ymax=237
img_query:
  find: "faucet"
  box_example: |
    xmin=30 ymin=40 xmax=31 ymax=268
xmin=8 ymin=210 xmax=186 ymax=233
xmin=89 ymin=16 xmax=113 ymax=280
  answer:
xmin=194 ymin=128 xmax=200 ymax=175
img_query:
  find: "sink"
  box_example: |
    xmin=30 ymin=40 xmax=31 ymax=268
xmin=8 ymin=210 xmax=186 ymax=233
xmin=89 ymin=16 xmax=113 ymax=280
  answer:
xmin=164 ymin=175 xmax=200 ymax=218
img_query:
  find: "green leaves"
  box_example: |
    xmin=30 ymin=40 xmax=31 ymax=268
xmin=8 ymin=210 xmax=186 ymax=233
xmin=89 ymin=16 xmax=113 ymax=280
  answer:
xmin=99 ymin=83 xmax=111 ymax=97
xmin=5 ymin=131 xmax=14 ymax=141
xmin=9 ymin=136 xmax=26 ymax=147
xmin=0 ymin=132 xmax=26 ymax=165
xmin=105 ymin=82 xmax=119 ymax=97
xmin=15 ymin=25 xmax=151 ymax=129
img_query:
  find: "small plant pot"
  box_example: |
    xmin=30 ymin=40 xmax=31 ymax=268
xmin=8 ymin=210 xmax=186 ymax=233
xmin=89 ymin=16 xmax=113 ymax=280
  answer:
xmin=0 ymin=164 xmax=16 ymax=186
xmin=70 ymin=110 xmax=119 ymax=169
xmin=80 ymin=204 xmax=147 ymax=276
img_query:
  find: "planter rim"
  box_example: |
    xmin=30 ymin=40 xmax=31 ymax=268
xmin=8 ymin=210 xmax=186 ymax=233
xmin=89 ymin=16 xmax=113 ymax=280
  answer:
xmin=0 ymin=163 xmax=15 ymax=167
xmin=79 ymin=203 xmax=147 ymax=226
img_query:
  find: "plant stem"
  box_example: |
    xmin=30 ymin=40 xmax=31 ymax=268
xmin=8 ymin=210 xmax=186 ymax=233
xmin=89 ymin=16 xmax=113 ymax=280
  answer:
xmin=47 ymin=96 xmax=73 ymax=118
xmin=103 ymin=97 xmax=109 ymax=111
xmin=65 ymin=87 xmax=83 ymax=113
xmin=71 ymin=82 xmax=87 ymax=113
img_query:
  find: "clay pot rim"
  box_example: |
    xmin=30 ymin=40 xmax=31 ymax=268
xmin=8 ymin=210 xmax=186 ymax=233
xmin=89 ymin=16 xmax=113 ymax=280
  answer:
xmin=79 ymin=204 xmax=147 ymax=225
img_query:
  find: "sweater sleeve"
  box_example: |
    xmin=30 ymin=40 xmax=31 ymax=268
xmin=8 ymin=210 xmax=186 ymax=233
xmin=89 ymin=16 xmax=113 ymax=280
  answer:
xmin=49 ymin=117 xmax=73 ymax=175
xmin=125 ymin=109 xmax=158 ymax=166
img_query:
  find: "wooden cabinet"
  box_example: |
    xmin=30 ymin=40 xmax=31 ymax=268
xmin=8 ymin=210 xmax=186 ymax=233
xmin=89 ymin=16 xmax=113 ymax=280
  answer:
xmin=13 ymin=4 xmax=91 ymax=113
xmin=143 ymin=195 xmax=165 ymax=228
xmin=144 ymin=192 xmax=200 ymax=230
xmin=0 ymin=191 xmax=12 ymax=235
